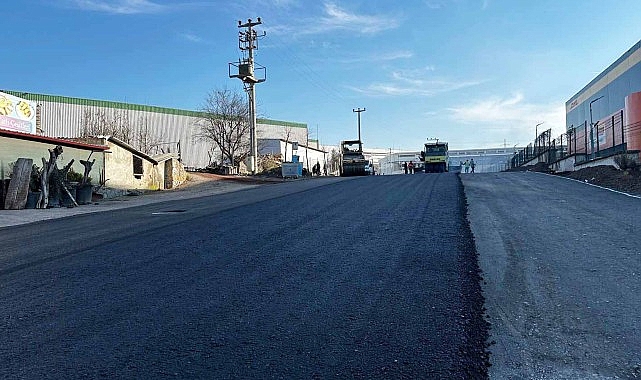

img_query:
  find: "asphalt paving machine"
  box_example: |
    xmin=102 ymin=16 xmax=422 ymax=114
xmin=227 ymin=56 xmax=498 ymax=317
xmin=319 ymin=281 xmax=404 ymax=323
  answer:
xmin=420 ymin=139 xmax=449 ymax=173
xmin=340 ymin=140 xmax=369 ymax=177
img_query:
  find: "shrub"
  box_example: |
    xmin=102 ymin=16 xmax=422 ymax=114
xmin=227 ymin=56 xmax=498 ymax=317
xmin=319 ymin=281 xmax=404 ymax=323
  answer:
xmin=66 ymin=169 xmax=84 ymax=183
xmin=614 ymin=154 xmax=638 ymax=171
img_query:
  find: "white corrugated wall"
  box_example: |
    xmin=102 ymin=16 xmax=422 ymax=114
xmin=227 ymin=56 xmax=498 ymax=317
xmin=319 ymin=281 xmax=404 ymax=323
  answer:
xmin=31 ymin=96 xmax=308 ymax=169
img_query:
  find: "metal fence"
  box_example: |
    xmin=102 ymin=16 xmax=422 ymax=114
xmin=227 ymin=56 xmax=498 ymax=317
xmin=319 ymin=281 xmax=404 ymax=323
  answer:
xmin=510 ymin=109 xmax=631 ymax=169
xmin=510 ymin=128 xmax=555 ymax=168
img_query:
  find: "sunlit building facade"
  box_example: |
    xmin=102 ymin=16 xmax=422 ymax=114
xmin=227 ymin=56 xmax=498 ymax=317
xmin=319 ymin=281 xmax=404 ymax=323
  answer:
xmin=566 ymin=40 xmax=641 ymax=160
xmin=1 ymin=90 xmax=308 ymax=170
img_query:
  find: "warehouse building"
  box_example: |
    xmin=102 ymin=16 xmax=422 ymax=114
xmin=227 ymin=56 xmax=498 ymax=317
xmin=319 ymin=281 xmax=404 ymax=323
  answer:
xmin=565 ymin=39 xmax=641 ymax=164
xmin=1 ymin=90 xmax=309 ymax=170
xmin=377 ymin=148 xmax=515 ymax=175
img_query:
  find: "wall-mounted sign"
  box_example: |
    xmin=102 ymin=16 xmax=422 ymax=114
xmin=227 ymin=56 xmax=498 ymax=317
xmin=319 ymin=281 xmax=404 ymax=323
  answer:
xmin=0 ymin=91 xmax=36 ymax=134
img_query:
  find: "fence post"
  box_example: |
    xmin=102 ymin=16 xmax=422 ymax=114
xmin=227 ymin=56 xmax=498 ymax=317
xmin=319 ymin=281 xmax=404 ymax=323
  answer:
xmin=612 ymin=115 xmax=616 ymax=151
xmin=621 ymin=109 xmax=625 ymax=147
xmin=584 ymin=121 xmax=588 ymax=156
xmin=560 ymin=133 xmax=563 ymax=158
xmin=594 ymin=121 xmax=600 ymax=156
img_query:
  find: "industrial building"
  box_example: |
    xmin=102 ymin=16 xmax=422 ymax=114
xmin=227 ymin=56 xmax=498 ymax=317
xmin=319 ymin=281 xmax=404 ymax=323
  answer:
xmin=565 ymin=39 xmax=641 ymax=164
xmin=1 ymin=90 xmax=309 ymax=170
xmin=377 ymin=148 xmax=515 ymax=175
xmin=509 ymin=39 xmax=641 ymax=172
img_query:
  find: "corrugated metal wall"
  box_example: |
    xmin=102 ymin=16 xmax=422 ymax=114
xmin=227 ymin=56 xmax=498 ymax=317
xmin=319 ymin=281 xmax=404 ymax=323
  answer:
xmin=4 ymin=91 xmax=308 ymax=169
xmin=38 ymin=100 xmax=211 ymax=168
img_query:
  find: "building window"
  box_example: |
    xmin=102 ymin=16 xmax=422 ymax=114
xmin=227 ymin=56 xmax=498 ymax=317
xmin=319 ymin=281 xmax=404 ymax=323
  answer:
xmin=133 ymin=156 xmax=143 ymax=179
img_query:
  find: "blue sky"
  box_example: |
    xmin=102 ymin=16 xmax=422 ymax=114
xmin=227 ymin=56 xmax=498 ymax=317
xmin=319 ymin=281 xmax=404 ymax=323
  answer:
xmin=3 ymin=0 xmax=641 ymax=150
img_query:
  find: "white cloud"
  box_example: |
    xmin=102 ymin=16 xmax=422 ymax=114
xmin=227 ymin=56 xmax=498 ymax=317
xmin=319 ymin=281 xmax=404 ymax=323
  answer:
xmin=270 ymin=0 xmax=298 ymax=7
xmin=350 ymin=67 xmax=483 ymax=97
xmin=425 ymin=0 xmax=489 ymax=11
xmin=349 ymin=79 xmax=482 ymax=97
xmin=66 ymin=0 xmax=229 ymax=14
xmin=320 ymin=3 xmax=398 ymax=34
xmin=68 ymin=0 xmax=167 ymax=14
xmin=178 ymin=32 xmax=204 ymax=43
xmin=425 ymin=0 xmax=446 ymax=9
xmin=243 ymin=0 xmax=298 ymax=7
xmin=378 ymin=51 xmax=415 ymax=61
xmin=448 ymin=93 xmax=566 ymax=137
xmin=271 ymin=2 xmax=400 ymax=36
xmin=336 ymin=50 xmax=414 ymax=64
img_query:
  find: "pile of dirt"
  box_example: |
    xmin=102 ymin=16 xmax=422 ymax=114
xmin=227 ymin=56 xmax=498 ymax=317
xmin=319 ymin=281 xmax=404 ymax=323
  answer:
xmin=556 ymin=165 xmax=641 ymax=196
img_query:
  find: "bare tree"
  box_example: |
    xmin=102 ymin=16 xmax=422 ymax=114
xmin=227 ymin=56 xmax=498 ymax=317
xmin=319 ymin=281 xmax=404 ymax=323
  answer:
xmin=282 ymin=125 xmax=293 ymax=162
xmin=134 ymin=116 xmax=164 ymax=154
xmin=81 ymin=109 xmax=133 ymax=144
xmin=198 ymin=88 xmax=250 ymax=168
xmin=329 ymin=148 xmax=340 ymax=174
xmin=206 ymin=146 xmax=218 ymax=167
xmin=81 ymin=110 xmax=164 ymax=154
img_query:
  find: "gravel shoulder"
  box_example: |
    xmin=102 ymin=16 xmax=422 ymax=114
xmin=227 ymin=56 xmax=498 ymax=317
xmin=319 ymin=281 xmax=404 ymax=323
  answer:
xmin=555 ymin=165 xmax=641 ymax=197
xmin=512 ymin=163 xmax=641 ymax=197
xmin=463 ymin=171 xmax=641 ymax=379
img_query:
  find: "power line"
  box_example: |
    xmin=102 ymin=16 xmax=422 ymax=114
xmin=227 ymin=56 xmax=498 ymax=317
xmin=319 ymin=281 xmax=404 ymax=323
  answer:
xmin=267 ymin=34 xmax=350 ymax=105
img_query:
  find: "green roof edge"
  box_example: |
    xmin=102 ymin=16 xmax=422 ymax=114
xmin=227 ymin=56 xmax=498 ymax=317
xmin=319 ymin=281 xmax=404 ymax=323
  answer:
xmin=2 ymin=90 xmax=307 ymax=129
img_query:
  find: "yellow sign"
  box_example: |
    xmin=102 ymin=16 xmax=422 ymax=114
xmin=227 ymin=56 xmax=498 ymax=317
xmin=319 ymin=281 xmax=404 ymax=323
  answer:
xmin=0 ymin=92 xmax=36 ymax=133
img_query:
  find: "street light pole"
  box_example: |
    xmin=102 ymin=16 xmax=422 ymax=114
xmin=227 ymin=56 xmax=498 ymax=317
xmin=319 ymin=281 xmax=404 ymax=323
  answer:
xmin=589 ymin=96 xmax=604 ymax=158
xmin=535 ymin=122 xmax=544 ymax=155
xmin=535 ymin=122 xmax=545 ymax=139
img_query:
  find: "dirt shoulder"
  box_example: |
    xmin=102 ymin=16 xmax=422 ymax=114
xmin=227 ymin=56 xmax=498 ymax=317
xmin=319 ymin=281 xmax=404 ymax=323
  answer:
xmin=110 ymin=172 xmax=283 ymax=198
xmin=555 ymin=166 xmax=641 ymax=197
xmin=183 ymin=172 xmax=286 ymax=186
xmin=507 ymin=163 xmax=641 ymax=197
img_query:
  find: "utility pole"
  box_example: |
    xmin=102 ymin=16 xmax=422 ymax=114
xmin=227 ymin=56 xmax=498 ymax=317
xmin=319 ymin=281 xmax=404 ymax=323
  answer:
xmin=229 ymin=18 xmax=266 ymax=175
xmin=353 ymin=108 xmax=365 ymax=142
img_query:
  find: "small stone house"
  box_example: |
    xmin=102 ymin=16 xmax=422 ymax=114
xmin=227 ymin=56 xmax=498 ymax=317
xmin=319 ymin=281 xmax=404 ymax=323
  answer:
xmin=96 ymin=136 xmax=187 ymax=191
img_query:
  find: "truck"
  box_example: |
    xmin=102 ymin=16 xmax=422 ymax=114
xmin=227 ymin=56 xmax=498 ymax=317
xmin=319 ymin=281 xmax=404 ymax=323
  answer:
xmin=420 ymin=140 xmax=448 ymax=173
xmin=339 ymin=140 xmax=369 ymax=177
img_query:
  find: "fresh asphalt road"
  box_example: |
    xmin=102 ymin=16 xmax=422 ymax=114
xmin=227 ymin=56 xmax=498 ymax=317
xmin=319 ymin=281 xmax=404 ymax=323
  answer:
xmin=0 ymin=174 xmax=489 ymax=379
xmin=463 ymin=172 xmax=641 ymax=379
